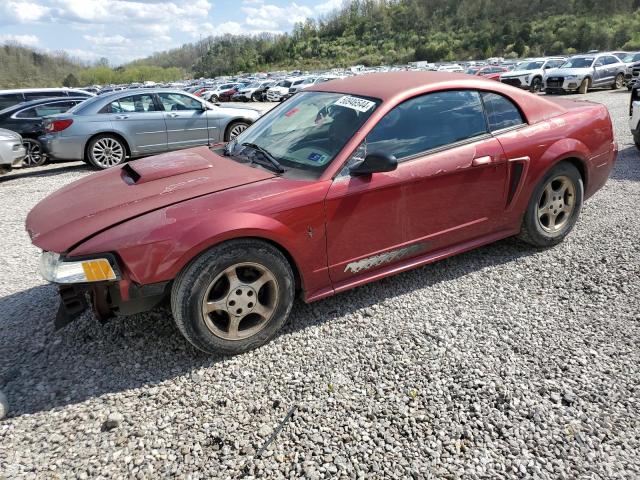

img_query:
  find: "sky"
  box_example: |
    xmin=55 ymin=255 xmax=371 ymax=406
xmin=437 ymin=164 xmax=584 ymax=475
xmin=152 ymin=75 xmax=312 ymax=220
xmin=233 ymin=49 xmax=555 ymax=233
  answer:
xmin=0 ymin=0 xmax=344 ymax=65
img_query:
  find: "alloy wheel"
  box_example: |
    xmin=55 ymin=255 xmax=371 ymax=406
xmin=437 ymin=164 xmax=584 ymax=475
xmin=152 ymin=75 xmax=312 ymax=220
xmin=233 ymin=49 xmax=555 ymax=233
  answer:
xmin=229 ymin=123 xmax=248 ymax=139
xmin=201 ymin=262 xmax=279 ymax=341
xmin=536 ymin=175 xmax=576 ymax=233
xmin=22 ymin=139 xmax=44 ymax=167
xmin=92 ymin=137 xmax=125 ymax=168
xmin=615 ymin=74 xmax=624 ymax=89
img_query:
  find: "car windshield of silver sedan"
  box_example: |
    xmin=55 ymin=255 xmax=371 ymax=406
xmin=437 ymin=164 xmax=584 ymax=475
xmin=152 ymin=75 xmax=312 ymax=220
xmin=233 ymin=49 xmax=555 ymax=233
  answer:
xmin=560 ymin=57 xmax=594 ymax=68
xmin=223 ymin=91 xmax=380 ymax=176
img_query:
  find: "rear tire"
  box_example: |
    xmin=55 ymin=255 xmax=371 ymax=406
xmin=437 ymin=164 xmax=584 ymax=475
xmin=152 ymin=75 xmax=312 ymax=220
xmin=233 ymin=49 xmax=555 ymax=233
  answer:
xmin=171 ymin=239 xmax=295 ymax=355
xmin=86 ymin=134 xmax=127 ymax=169
xmin=251 ymin=93 xmax=260 ymax=102
xmin=518 ymin=162 xmax=583 ymax=247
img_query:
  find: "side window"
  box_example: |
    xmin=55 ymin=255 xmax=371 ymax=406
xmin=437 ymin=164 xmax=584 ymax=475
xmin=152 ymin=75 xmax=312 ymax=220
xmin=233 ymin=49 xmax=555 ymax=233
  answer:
xmin=33 ymin=101 xmax=77 ymax=117
xmin=605 ymin=56 xmax=619 ymax=65
xmin=106 ymin=94 xmax=157 ymax=113
xmin=481 ymin=92 xmax=524 ymax=131
xmin=594 ymin=57 xmax=605 ymax=67
xmin=157 ymin=93 xmax=202 ymax=111
xmin=15 ymin=107 xmax=38 ymax=118
xmin=365 ymin=90 xmax=488 ymax=160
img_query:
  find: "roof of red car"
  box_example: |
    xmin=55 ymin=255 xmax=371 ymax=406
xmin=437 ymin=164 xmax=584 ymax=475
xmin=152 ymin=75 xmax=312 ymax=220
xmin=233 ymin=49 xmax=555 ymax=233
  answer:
xmin=309 ymin=71 xmax=566 ymax=124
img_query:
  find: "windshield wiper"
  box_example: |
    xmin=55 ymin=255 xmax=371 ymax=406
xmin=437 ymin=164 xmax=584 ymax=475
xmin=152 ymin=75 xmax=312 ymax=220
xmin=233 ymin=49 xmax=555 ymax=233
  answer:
xmin=241 ymin=142 xmax=286 ymax=173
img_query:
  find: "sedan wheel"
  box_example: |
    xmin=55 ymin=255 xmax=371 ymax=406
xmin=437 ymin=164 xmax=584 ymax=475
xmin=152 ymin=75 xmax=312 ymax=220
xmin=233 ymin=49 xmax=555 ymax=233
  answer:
xmin=225 ymin=121 xmax=249 ymax=141
xmin=22 ymin=139 xmax=46 ymax=167
xmin=87 ymin=135 xmax=126 ymax=169
xmin=171 ymin=239 xmax=295 ymax=355
xmin=535 ymin=175 xmax=576 ymax=234
xmin=518 ymin=162 xmax=583 ymax=247
xmin=613 ymin=73 xmax=624 ymax=90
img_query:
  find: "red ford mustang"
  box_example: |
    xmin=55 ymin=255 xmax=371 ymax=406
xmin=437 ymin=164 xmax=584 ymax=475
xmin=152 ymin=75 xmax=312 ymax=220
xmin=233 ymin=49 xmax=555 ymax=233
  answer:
xmin=26 ymin=72 xmax=617 ymax=355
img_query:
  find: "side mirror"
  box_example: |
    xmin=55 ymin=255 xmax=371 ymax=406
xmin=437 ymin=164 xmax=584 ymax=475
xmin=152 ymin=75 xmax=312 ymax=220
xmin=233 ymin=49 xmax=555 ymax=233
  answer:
xmin=350 ymin=152 xmax=398 ymax=176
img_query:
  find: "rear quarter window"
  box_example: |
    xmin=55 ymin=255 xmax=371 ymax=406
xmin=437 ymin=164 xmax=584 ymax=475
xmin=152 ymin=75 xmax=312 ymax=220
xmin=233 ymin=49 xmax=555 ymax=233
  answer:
xmin=481 ymin=92 xmax=524 ymax=131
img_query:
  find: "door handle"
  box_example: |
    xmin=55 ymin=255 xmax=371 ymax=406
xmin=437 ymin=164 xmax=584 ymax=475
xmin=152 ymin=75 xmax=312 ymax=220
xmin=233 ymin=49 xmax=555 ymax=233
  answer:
xmin=115 ymin=115 xmax=129 ymax=120
xmin=472 ymin=156 xmax=494 ymax=167
xmin=168 ymin=113 xmax=179 ymax=118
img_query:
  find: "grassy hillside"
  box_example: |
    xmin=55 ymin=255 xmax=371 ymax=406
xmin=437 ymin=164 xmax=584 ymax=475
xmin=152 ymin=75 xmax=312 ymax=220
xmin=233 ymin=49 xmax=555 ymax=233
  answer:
xmin=0 ymin=44 xmax=185 ymax=89
xmin=135 ymin=0 xmax=640 ymax=76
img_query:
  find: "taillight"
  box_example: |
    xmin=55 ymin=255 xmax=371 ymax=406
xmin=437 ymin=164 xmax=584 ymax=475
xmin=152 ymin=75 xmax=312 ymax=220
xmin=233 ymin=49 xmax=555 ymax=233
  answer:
xmin=45 ymin=119 xmax=73 ymax=133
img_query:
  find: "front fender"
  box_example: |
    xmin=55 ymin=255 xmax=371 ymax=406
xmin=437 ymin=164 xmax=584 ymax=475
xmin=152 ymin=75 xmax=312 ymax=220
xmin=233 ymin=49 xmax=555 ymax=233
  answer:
xmin=69 ymin=200 xmax=330 ymax=299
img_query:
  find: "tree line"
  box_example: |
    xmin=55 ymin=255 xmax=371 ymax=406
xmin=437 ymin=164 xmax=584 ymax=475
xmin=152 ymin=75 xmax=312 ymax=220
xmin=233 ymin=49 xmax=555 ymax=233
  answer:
xmin=2 ymin=0 xmax=640 ymax=88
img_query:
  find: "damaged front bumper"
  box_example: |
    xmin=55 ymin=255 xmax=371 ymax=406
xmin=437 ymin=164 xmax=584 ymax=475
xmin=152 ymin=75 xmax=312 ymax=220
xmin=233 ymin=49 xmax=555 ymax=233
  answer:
xmin=43 ymin=252 xmax=169 ymax=329
xmin=55 ymin=281 xmax=170 ymax=329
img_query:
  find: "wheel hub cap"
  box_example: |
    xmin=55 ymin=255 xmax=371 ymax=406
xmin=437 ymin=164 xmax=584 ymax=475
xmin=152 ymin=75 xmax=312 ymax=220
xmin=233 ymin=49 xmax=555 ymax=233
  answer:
xmin=226 ymin=286 xmax=257 ymax=316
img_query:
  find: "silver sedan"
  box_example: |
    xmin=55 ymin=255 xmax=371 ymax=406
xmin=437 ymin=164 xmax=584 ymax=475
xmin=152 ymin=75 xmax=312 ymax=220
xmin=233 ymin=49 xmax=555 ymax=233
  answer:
xmin=39 ymin=89 xmax=261 ymax=169
xmin=0 ymin=128 xmax=26 ymax=174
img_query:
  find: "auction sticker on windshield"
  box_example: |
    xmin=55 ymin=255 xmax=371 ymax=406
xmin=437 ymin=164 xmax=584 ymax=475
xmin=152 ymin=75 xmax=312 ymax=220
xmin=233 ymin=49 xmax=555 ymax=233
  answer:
xmin=334 ymin=95 xmax=376 ymax=113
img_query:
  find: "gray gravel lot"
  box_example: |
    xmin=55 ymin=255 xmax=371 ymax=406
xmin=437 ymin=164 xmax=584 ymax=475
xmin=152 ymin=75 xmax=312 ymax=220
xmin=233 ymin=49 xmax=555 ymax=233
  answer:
xmin=1 ymin=92 xmax=639 ymax=479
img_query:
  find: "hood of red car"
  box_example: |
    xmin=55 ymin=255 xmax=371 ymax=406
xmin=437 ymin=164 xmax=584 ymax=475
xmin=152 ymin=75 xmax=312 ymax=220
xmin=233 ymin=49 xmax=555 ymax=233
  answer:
xmin=26 ymin=147 xmax=275 ymax=253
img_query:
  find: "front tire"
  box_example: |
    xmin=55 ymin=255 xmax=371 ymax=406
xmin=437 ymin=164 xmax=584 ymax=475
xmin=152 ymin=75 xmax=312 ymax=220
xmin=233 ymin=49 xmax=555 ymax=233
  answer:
xmin=224 ymin=121 xmax=249 ymax=141
xmin=612 ymin=73 xmax=624 ymax=90
xmin=530 ymin=77 xmax=542 ymax=93
xmin=171 ymin=239 xmax=295 ymax=355
xmin=22 ymin=138 xmax=46 ymax=167
xmin=86 ymin=134 xmax=127 ymax=169
xmin=518 ymin=162 xmax=583 ymax=247
xmin=578 ymin=78 xmax=589 ymax=94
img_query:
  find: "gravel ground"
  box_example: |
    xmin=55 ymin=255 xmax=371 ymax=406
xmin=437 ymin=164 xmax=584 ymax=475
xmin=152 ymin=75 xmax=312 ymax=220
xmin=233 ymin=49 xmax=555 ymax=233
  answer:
xmin=0 ymin=92 xmax=639 ymax=479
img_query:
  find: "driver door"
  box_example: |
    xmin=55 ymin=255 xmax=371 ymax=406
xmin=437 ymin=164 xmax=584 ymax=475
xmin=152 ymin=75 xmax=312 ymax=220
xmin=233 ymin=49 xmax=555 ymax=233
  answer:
xmin=325 ymin=90 xmax=508 ymax=286
xmin=593 ymin=57 xmax=609 ymax=87
xmin=157 ymin=92 xmax=210 ymax=149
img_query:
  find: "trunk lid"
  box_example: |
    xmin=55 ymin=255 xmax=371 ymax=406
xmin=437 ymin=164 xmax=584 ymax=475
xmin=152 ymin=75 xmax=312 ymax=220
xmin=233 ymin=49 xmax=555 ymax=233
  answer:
xmin=26 ymin=147 xmax=274 ymax=253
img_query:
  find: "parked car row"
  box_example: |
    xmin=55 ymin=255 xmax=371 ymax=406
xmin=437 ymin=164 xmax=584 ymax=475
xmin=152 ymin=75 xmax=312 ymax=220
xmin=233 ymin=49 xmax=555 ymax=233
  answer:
xmin=0 ymin=87 xmax=259 ymax=172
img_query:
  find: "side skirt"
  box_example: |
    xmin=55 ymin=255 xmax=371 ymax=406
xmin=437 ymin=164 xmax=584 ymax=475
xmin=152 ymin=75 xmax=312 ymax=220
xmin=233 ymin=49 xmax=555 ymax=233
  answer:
xmin=304 ymin=228 xmax=519 ymax=302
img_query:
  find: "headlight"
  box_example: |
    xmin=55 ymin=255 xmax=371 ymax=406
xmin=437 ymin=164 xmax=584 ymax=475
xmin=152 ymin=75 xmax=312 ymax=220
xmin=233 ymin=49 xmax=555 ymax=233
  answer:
xmin=565 ymin=75 xmax=579 ymax=80
xmin=40 ymin=251 xmax=118 ymax=284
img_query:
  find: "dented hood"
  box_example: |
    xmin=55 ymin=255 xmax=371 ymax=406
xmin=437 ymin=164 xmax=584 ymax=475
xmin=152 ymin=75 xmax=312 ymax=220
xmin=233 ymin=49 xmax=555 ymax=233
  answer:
xmin=26 ymin=147 xmax=274 ymax=253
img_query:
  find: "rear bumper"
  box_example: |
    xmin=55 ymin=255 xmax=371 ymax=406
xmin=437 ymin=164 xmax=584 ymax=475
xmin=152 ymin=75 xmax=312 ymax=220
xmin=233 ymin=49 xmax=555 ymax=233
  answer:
xmin=39 ymin=134 xmax=86 ymax=161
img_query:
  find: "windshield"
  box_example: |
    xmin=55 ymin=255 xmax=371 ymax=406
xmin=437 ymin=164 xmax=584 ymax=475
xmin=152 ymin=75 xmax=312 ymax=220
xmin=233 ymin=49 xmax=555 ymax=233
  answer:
xmin=518 ymin=61 xmax=544 ymax=70
xmin=622 ymin=53 xmax=640 ymax=62
xmin=247 ymin=83 xmax=260 ymax=88
xmin=225 ymin=91 xmax=380 ymax=177
xmin=560 ymin=57 xmax=594 ymax=68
